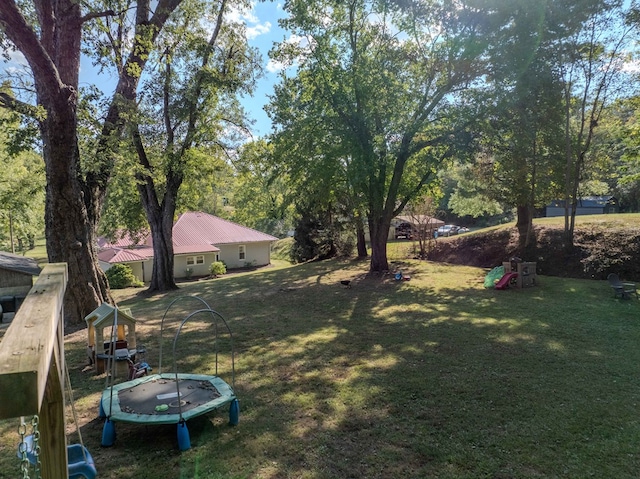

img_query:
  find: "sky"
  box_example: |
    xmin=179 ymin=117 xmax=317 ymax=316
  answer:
xmin=231 ymin=1 xmax=289 ymax=137
xmin=3 ymin=1 xmax=289 ymax=138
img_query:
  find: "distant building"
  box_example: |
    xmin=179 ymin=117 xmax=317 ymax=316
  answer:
xmin=545 ymin=196 xmax=619 ymax=217
xmin=0 ymin=251 xmax=40 ymax=324
xmin=98 ymin=212 xmax=278 ymax=282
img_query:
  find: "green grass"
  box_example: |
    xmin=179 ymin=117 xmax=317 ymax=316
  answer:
xmin=2 ymin=253 xmax=640 ymax=478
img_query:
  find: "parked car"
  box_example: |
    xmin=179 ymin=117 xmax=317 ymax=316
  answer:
xmin=435 ymin=225 xmax=460 ymax=237
xmin=457 ymin=226 xmax=470 ymax=233
xmin=395 ymin=222 xmax=414 ymax=239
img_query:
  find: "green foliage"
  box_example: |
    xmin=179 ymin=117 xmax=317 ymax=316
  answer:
xmin=209 ymin=261 xmax=227 ymax=277
xmin=232 ymin=140 xmax=295 ymax=237
xmin=0 ymin=94 xmax=45 ymax=253
xmin=269 ymin=0 xmax=510 ymax=270
xmin=271 ymin=237 xmax=295 ymax=262
xmin=105 ymin=264 xmax=141 ymax=289
xmin=291 ymin=203 xmax=354 ymax=263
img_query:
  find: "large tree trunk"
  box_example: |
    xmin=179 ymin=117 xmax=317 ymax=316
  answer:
xmin=515 ymin=205 xmax=533 ymax=251
xmin=355 ymin=217 xmax=368 ymax=258
xmin=368 ymin=216 xmax=390 ymax=272
xmin=146 ymin=209 xmax=178 ymax=292
xmin=133 ymin=129 xmax=179 ymax=293
xmin=0 ymin=0 xmax=184 ymax=323
xmin=42 ymin=105 xmax=112 ymax=324
xmin=30 ymin=0 xmax=111 ymax=324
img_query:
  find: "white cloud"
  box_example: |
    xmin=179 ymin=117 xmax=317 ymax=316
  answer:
xmin=246 ymin=21 xmax=271 ymax=41
xmin=226 ymin=2 xmax=272 ymax=40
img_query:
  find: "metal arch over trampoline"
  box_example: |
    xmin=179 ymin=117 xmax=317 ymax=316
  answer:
xmin=99 ymin=296 xmax=239 ymax=450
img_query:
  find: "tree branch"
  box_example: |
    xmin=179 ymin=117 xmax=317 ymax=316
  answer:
xmin=80 ymin=10 xmax=116 ymax=24
xmin=0 ymin=91 xmax=41 ymax=118
xmin=0 ymin=0 xmax=63 ymax=94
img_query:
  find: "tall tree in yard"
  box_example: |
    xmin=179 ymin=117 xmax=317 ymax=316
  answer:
xmin=558 ymin=0 xmax=635 ymax=246
xmin=0 ymin=0 xmax=182 ymax=323
xmin=269 ymin=0 xmax=499 ymax=272
xmin=119 ymin=0 xmax=258 ymax=292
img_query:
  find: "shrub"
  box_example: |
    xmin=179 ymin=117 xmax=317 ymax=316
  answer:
xmin=209 ymin=261 xmax=227 ymax=277
xmin=105 ymin=263 xmax=140 ymax=289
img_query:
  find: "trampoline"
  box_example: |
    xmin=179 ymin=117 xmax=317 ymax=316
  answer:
xmin=99 ymin=296 xmax=239 ymax=450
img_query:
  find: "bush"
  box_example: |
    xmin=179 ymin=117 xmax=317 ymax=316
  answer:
xmin=209 ymin=261 xmax=227 ymax=277
xmin=105 ymin=263 xmax=141 ymax=289
xmin=272 ymin=237 xmax=295 ymax=262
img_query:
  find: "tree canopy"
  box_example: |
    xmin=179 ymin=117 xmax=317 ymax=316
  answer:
xmin=268 ymin=0 xmax=501 ymax=271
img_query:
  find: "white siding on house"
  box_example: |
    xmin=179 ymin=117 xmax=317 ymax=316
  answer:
xmin=546 ymin=207 xmax=604 ymax=217
xmin=174 ymin=253 xmax=219 ymax=278
xmin=101 ymin=261 xmax=152 ymax=283
xmin=217 ymin=242 xmax=272 ymax=269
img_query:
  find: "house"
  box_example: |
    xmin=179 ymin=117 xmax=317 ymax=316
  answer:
xmin=0 ymin=251 xmax=41 ymax=324
xmin=98 ymin=212 xmax=278 ymax=282
xmin=545 ymin=196 xmax=619 ymax=217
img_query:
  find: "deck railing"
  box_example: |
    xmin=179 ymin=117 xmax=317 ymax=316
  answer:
xmin=0 ymin=263 xmax=68 ymax=478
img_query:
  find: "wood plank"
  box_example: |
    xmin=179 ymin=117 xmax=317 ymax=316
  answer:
xmin=0 ymin=263 xmax=67 ymax=419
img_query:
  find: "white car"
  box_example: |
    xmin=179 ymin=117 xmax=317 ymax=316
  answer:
xmin=435 ymin=225 xmax=459 ymax=237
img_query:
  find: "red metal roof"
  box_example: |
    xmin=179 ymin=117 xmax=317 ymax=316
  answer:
xmin=97 ymin=231 xmax=151 ymax=249
xmin=97 ymin=247 xmax=151 ymax=264
xmin=173 ymin=212 xmax=278 ymax=246
xmin=98 ymin=212 xmax=276 ymax=264
xmin=173 ymin=244 xmax=220 ymax=255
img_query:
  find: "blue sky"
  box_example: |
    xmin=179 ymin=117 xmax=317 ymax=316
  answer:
xmin=237 ymin=1 xmax=289 ymax=137
xmin=5 ymin=1 xmax=289 ymax=138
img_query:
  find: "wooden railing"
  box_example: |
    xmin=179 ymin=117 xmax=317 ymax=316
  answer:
xmin=0 ymin=263 xmax=68 ymax=478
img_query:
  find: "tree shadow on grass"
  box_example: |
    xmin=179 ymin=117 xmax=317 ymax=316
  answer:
xmin=61 ymin=260 xmax=640 ymax=478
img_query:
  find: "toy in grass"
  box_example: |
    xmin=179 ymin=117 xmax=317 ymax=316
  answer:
xmin=99 ymin=296 xmax=239 ymax=451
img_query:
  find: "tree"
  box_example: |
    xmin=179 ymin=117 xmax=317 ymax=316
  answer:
xmin=485 ymin=54 xmax=566 ymax=249
xmin=405 ymin=195 xmax=438 ymax=259
xmin=232 ymin=139 xmax=295 ymax=237
xmin=0 ymin=103 xmax=44 ymax=253
xmin=558 ymin=0 xmax=635 ymax=245
xmin=0 ymin=0 xmax=183 ymax=322
xmin=121 ymin=0 xmax=258 ymax=292
xmin=269 ymin=0 xmax=496 ymax=272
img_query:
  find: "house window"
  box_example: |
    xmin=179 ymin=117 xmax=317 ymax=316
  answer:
xmin=215 ymin=253 xmax=220 ymax=262
xmin=239 ymin=245 xmax=246 ymax=260
xmin=186 ymin=255 xmax=205 ymax=265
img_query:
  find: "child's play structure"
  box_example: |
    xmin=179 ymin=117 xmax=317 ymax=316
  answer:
xmin=486 ymin=258 xmax=537 ymax=290
xmin=0 ymin=264 xmax=97 ymax=478
xmin=85 ymin=302 xmax=140 ymax=376
xmin=99 ymin=295 xmax=239 ymax=451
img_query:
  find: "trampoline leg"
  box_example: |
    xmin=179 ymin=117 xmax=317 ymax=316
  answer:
xmin=229 ymin=399 xmax=240 ymax=426
xmin=101 ymin=419 xmax=116 ymax=447
xmin=98 ymin=400 xmax=106 ymax=419
xmin=177 ymin=421 xmax=191 ymax=451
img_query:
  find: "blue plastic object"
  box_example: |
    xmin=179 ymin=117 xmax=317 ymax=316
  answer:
xmin=101 ymin=418 xmax=116 ymax=447
xmin=67 ymin=444 xmax=97 ymax=479
xmin=177 ymin=421 xmax=191 ymax=451
xmin=98 ymin=400 xmax=106 ymax=419
xmin=229 ymin=399 xmax=240 ymax=426
xmin=17 ymin=435 xmax=97 ymax=479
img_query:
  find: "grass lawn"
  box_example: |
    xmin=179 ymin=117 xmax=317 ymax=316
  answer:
xmin=2 ymin=256 xmax=640 ymax=478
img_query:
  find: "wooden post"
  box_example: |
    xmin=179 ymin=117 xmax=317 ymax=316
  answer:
xmin=0 ymin=263 xmax=68 ymax=478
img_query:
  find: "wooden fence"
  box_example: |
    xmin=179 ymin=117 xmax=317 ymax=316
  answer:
xmin=0 ymin=263 xmax=68 ymax=478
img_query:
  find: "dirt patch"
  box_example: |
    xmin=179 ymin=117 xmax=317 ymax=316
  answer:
xmin=427 ymin=224 xmax=640 ymax=281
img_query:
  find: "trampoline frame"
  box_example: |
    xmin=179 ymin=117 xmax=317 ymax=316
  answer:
xmin=99 ymin=296 xmax=239 ymax=450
